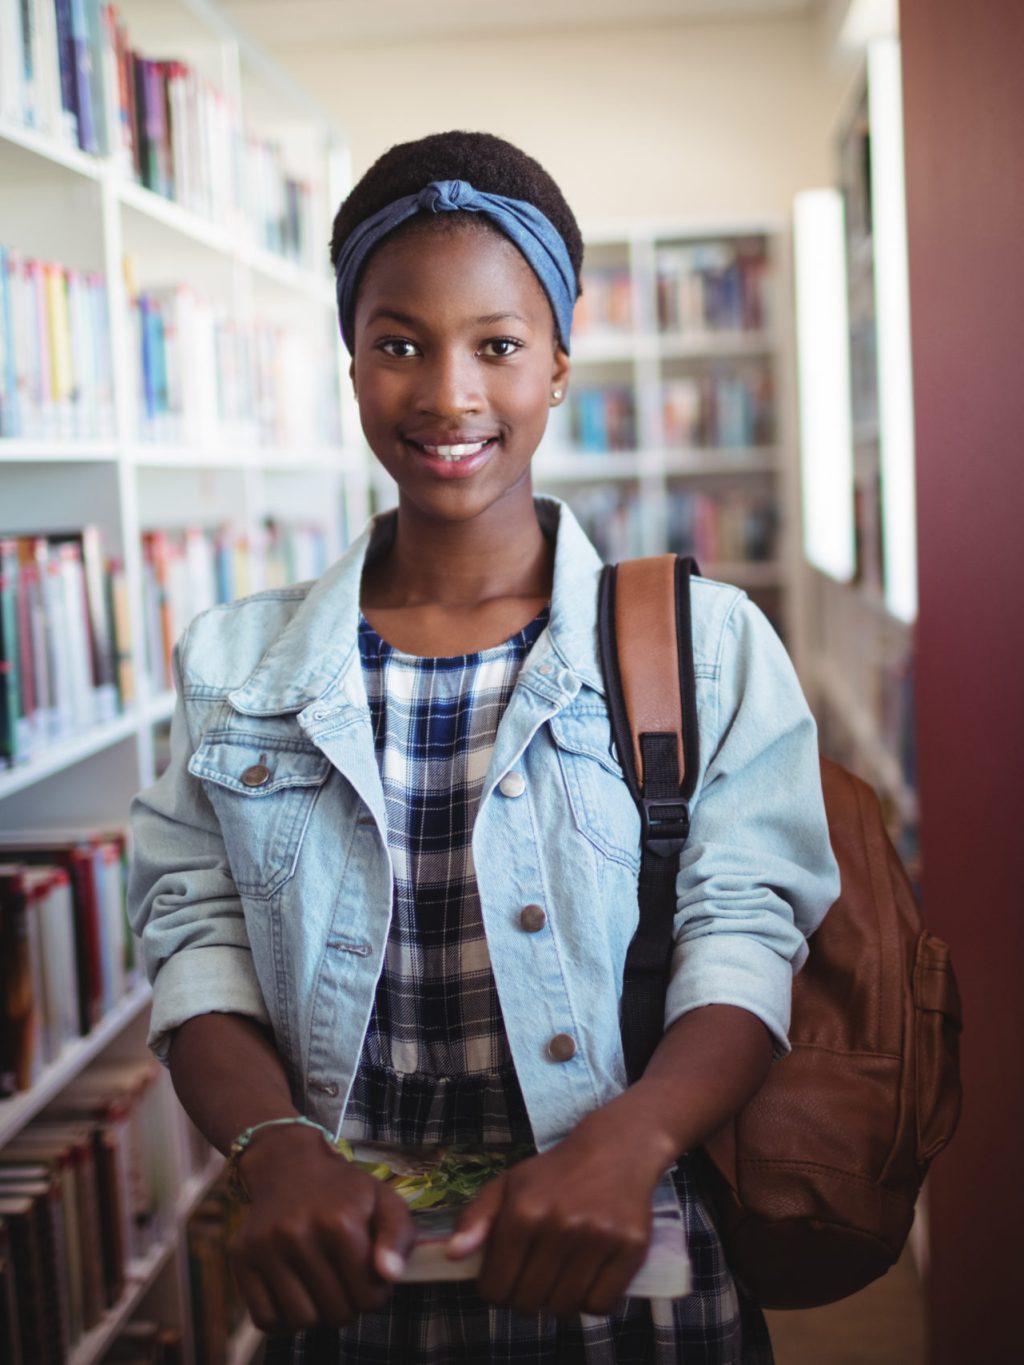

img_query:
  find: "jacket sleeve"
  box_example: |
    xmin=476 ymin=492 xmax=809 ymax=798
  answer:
xmin=664 ymin=592 xmax=840 ymax=1056
xmin=127 ymin=632 xmax=271 ymax=1064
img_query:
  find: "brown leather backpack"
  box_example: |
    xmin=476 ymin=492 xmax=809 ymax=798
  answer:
xmin=597 ymin=556 xmax=963 ymax=1309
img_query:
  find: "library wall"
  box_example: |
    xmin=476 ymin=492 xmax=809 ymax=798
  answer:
xmin=284 ymin=14 xmax=850 ymax=223
xmin=900 ymin=0 xmax=1024 ymax=1359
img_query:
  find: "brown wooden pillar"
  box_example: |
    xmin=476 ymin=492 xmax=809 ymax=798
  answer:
xmin=899 ymin=2 xmax=1024 ymax=1358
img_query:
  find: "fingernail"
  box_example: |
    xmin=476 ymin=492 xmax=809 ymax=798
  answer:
xmin=379 ymin=1249 xmax=405 ymax=1279
xmin=446 ymin=1232 xmax=473 ymax=1258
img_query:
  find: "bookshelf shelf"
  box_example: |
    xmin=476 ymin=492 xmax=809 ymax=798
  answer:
xmin=0 ymin=979 xmax=152 ymax=1146
xmin=144 ymin=690 xmax=178 ymax=725
xmin=68 ymin=1238 xmax=178 ymax=1365
xmin=705 ymin=560 xmax=784 ymax=589
xmin=0 ymin=119 xmax=101 ymax=181
xmin=0 ymin=439 xmax=120 ymax=462
xmin=0 ymin=712 xmax=141 ymax=801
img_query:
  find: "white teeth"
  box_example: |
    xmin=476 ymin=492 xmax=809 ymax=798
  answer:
xmin=421 ymin=440 xmax=491 ymax=460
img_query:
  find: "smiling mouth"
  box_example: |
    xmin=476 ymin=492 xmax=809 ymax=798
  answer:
xmin=406 ymin=437 xmax=498 ymax=462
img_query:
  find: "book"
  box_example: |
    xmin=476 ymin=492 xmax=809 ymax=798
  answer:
xmin=337 ymin=1141 xmax=691 ymax=1299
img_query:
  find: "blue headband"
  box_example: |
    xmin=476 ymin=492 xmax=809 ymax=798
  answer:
xmin=334 ymin=178 xmax=576 ymax=354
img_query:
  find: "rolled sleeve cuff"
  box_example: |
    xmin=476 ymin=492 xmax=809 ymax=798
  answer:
xmin=147 ymin=945 xmax=272 ymax=1065
xmin=664 ymin=934 xmax=794 ymax=1059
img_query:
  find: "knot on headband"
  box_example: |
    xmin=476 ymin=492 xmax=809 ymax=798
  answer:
xmin=334 ymin=178 xmax=576 ymax=355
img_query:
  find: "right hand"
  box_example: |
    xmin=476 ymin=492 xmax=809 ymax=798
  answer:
xmin=228 ymin=1123 xmax=414 ymax=1332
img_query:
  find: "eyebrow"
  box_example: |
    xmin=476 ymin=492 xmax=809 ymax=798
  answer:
xmin=365 ymin=307 xmax=529 ymax=328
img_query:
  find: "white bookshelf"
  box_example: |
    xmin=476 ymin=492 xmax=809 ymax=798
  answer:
xmin=0 ymin=1 xmax=358 ymax=1360
xmin=530 ymin=221 xmax=806 ymax=670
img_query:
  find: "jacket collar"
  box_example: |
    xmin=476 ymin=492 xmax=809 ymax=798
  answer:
xmin=227 ymin=495 xmax=606 ymax=717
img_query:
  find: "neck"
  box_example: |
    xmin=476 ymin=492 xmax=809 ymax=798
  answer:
xmin=368 ymin=482 xmax=553 ymax=609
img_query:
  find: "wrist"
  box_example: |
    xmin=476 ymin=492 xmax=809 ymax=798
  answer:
xmin=574 ymin=1094 xmax=679 ymax=1180
xmin=230 ymin=1117 xmax=340 ymax=1199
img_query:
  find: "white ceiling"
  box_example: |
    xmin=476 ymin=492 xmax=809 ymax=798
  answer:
xmin=218 ymin=0 xmax=820 ymax=51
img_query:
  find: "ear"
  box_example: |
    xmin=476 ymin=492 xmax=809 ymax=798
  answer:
xmin=348 ymin=357 xmax=356 ymax=395
xmin=549 ymin=346 xmax=571 ymax=404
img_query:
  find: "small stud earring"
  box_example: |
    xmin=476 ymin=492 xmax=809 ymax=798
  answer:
xmin=551 ymin=389 xmax=563 ymax=401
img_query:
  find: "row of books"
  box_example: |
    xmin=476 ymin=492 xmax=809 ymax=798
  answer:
xmin=0 ymin=831 xmax=136 ymax=1095
xmin=0 ymin=1057 xmax=210 ymax=1364
xmin=573 ymin=265 xmax=633 ymax=336
xmin=656 ymin=239 xmax=771 ymax=335
xmin=0 ymin=2 xmax=317 ymax=267
xmin=558 ymin=369 xmax=775 ymax=454
xmin=662 ymin=367 xmax=775 ymax=449
xmin=0 ymin=529 xmax=131 ymax=768
xmin=0 ymin=246 xmax=116 ymax=440
xmin=142 ymin=520 xmax=330 ymax=693
xmin=664 ymin=489 xmax=778 ymax=566
xmin=129 ymin=281 xmax=341 ymax=449
xmin=560 ymin=486 xmax=648 ymax=564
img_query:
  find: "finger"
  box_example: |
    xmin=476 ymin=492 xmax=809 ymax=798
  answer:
xmin=371 ymin=1187 xmax=416 ymax=1281
xmin=581 ymin=1237 xmax=649 ymax=1316
xmin=278 ymin=1237 xmax=356 ymax=1326
xmin=447 ymin=1174 xmax=505 ymax=1259
xmin=476 ymin=1193 xmax=542 ymax=1307
xmin=321 ymin=1214 xmax=389 ymax=1314
xmin=259 ymin=1262 xmax=323 ymax=1331
xmin=543 ymin=1242 xmax=620 ymax=1319
xmin=508 ymin=1227 xmax=609 ymax=1317
xmin=233 ymin=1264 xmax=283 ymax=1335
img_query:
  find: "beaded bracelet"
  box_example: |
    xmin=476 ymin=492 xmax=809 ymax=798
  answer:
xmin=226 ymin=1115 xmax=339 ymax=1203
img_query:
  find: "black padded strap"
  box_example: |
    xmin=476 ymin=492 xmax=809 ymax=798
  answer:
xmin=598 ymin=556 xmax=700 ymax=1083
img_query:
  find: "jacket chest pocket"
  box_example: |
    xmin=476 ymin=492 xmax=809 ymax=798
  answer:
xmin=189 ymin=731 xmax=332 ymax=899
xmin=548 ymin=710 xmax=641 ymax=871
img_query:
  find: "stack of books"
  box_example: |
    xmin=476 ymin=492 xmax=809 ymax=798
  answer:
xmin=0 ymin=2 xmax=317 ymax=266
xmin=129 ymin=281 xmax=342 ymax=449
xmin=0 ymin=528 xmax=132 ymax=768
xmin=0 ymin=246 xmax=115 ymax=440
xmin=662 ymin=368 xmax=774 ymax=449
xmin=141 ymin=519 xmax=329 ymax=693
xmin=0 ymin=830 xmax=137 ymax=1093
xmin=0 ymin=1058 xmax=205 ymax=1362
xmin=664 ymin=488 xmax=778 ymax=566
xmin=656 ymin=239 xmax=770 ymax=334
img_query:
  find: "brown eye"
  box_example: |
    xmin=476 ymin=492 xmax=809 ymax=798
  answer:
xmin=480 ymin=337 xmax=523 ymax=358
xmin=378 ymin=338 xmax=419 ymax=358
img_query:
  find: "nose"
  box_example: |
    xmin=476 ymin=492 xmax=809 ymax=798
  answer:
xmin=415 ymin=346 xmax=483 ymax=418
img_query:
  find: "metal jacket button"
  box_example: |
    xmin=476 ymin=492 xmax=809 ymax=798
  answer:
xmin=240 ymin=763 xmax=271 ymax=788
xmin=499 ymin=772 xmax=526 ymax=798
xmin=520 ymin=904 xmax=547 ymax=933
xmin=547 ymin=1033 xmax=577 ymax=1062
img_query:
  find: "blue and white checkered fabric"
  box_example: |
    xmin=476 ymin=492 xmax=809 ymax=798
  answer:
xmin=265 ymin=609 xmax=774 ymax=1364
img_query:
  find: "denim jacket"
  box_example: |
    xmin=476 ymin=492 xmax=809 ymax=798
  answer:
xmin=128 ymin=496 xmax=839 ymax=1152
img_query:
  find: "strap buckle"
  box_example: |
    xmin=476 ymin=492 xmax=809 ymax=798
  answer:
xmin=640 ymin=796 xmax=690 ymax=857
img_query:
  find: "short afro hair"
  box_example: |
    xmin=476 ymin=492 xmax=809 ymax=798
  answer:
xmin=329 ymin=131 xmax=583 ymax=320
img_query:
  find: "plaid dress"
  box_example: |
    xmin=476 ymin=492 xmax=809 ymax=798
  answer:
xmin=264 ymin=609 xmax=773 ymax=1365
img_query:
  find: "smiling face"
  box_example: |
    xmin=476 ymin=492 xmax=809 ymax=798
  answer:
xmin=350 ymin=220 xmax=570 ymax=525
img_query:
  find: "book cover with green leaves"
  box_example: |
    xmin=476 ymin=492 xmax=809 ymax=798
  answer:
xmin=340 ymin=1141 xmax=691 ymax=1299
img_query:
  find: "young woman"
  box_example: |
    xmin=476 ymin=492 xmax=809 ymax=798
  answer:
xmin=129 ymin=131 xmax=839 ymax=1364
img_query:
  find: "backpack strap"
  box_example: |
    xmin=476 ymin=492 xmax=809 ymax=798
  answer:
xmin=597 ymin=554 xmax=700 ymax=1083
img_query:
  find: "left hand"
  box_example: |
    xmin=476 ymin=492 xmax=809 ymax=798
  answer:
xmin=445 ymin=1112 xmax=663 ymax=1317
